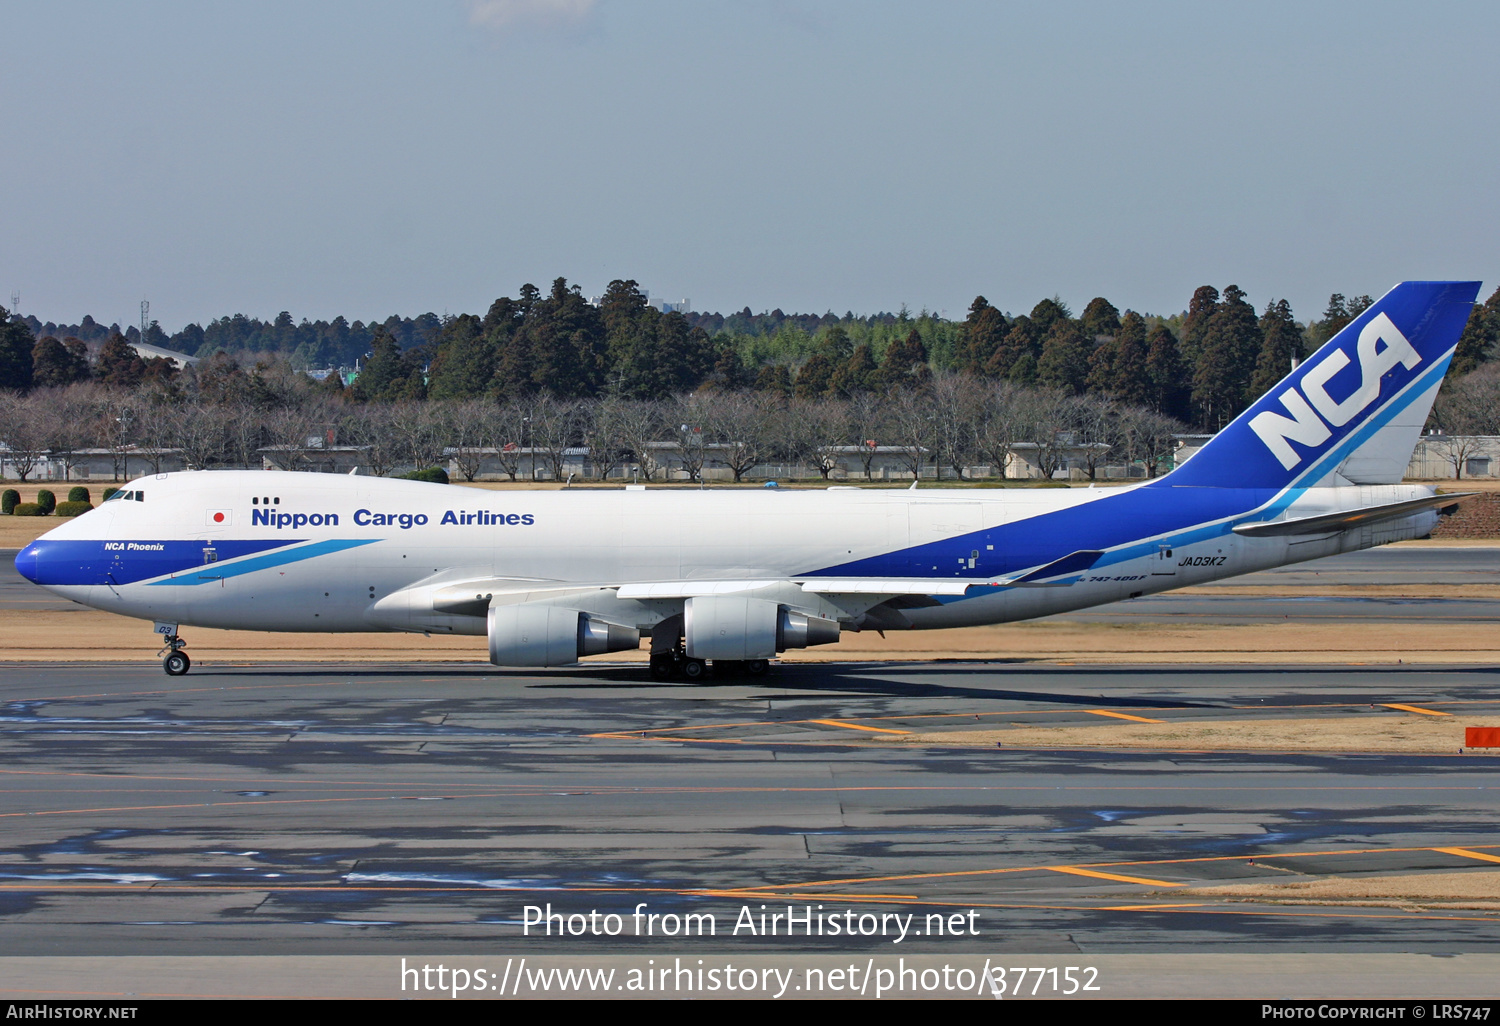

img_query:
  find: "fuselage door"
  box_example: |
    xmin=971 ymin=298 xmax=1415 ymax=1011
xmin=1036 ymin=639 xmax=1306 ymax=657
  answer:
xmin=1152 ymin=543 xmax=1176 ymax=577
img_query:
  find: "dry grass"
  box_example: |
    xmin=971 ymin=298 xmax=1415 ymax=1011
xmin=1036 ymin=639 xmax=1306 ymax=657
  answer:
xmin=1174 ymin=870 xmax=1500 ymax=910
xmin=900 ymin=715 xmax=1493 ymax=753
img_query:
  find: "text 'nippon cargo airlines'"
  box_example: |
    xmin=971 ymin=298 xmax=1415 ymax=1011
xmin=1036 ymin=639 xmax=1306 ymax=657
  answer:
xmin=13 ymin=281 xmax=1482 ymax=678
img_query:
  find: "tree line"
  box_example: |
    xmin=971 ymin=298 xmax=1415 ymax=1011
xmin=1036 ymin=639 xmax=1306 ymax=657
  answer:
xmin=3 ymin=278 xmax=1498 ymax=440
xmin=0 ymin=374 xmax=1185 ymax=485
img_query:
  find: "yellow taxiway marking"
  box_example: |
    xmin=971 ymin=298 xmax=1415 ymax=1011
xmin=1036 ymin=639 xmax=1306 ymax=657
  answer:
xmin=1381 ymin=703 xmax=1450 ymax=716
xmin=1432 ymin=847 xmax=1500 ymax=865
xmin=1046 ymin=866 xmax=1181 ymax=887
xmin=1085 ymin=709 xmax=1165 ymax=723
xmin=1102 ymin=904 xmax=1207 ymax=911
xmin=808 ymin=719 xmax=911 ymax=735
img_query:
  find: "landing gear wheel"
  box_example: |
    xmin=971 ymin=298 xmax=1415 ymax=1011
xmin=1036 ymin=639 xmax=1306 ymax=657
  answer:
xmin=681 ymin=657 xmax=707 ymax=681
xmin=649 ymin=653 xmax=679 ymax=681
xmin=746 ymin=659 xmax=769 ymax=677
xmin=163 ymin=650 xmax=191 ymax=676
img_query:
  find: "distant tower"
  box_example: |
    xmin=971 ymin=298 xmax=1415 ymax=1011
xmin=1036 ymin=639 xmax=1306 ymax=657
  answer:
xmin=140 ymin=300 xmax=149 ymax=340
xmin=8 ymin=291 xmax=17 ymax=314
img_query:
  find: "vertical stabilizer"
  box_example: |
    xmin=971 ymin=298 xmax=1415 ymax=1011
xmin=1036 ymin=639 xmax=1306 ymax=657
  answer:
xmin=1163 ymin=281 xmax=1480 ymax=490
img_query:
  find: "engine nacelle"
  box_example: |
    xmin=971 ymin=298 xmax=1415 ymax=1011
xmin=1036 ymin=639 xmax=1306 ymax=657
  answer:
xmin=777 ymin=608 xmax=841 ymax=650
xmin=684 ymin=596 xmax=840 ymax=660
xmin=488 ymin=604 xmax=640 ymax=666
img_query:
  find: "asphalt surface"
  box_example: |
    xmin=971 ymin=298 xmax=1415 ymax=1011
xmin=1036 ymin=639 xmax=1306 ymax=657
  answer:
xmin=1 ymin=546 xmax=1499 ymax=970
xmin=3 ymin=659 xmax=1500 ymax=959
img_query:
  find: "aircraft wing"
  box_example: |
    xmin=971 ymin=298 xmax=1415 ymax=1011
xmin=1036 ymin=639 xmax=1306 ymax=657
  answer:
xmin=1231 ymin=492 xmax=1476 ymax=537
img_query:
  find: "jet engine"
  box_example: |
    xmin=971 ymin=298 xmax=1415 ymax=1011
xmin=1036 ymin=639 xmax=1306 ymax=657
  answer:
xmin=683 ymin=596 xmax=840 ymax=660
xmin=488 ymin=604 xmax=640 ymax=666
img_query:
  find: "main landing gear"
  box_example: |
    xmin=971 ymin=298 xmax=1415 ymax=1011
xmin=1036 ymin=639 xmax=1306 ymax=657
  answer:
xmin=648 ymin=649 xmax=769 ymax=682
xmin=156 ymin=623 xmax=191 ymax=676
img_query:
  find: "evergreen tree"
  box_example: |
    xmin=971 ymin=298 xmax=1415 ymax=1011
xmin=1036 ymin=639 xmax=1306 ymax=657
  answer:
xmin=985 ymin=316 xmax=1036 ymax=378
xmin=31 ymin=336 xmax=90 ymax=387
xmin=958 ymin=296 xmax=1008 ymax=375
xmin=705 ymin=344 xmax=753 ymax=390
xmin=830 ymin=344 xmax=879 ymax=396
xmin=1192 ymin=284 xmax=1262 ymax=427
xmin=351 ymin=328 xmax=406 ymax=401
xmin=1079 ymin=296 xmax=1121 ymax=339
xmin=526 ymin=278 xmax=607 ymax=396
xmin=878 ymin=329 xmax=931 ymax=392
xmin=1111 ymin=311 xmax=1152 ymax=407
xmin=793 ymin=354 xmax=835 ymax=398
xmin=755 ymin=364 xmax=792 ymax=397
xmin=0 ymin=307 xmax=35 ymax=391
xmin=1180 ymin=285 xmax=1220 ymax=365
xmin=1027 ymin=298 xmax=1070 ymax=337
xmin=818 ymin=324 xmax=853 ymax=361
xmin=95 ymin=333 xmax=145 ymax=387
xmin=1006 ymin=351 xmax=1038 ymax=387
xmin=1036 ymin=321 xmax=1089 ymax=395
xmin=1309 ymin=293 xmax=1370 ymax=348
xmin=1084 ymin=332 xmax=1118 ymax=396
xmin=1449 ymin=287 xmax=1500 ymax=379
xmin=608 ymin=308 xmax=714 ymax=399
xmin=1249 ymin=299 xmax=1303 ymax=396
xmin=1145 ymin=324 xmax=1190 ymax=421
xmin=426 ymin=314 xmax=492 ymax=399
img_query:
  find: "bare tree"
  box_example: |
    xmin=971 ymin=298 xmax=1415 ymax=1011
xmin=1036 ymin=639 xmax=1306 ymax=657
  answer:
xmin=1429 ymin=366 xmax=1500 ymax=478
xmin=974 ymin=380 xmax=1024 ymax=479
xmin=341 ymin=403 xmax=397 ymax=477
xmin=41 ymin=388 xmax=94 ymax=482
xmin=614 ymin=400 xmax=664 ymax=481
xmin=447 ymin=399 xmax=491 ymax=482
xmin=706 ymin=391 xmax=777 ymax=482
xmin=1117 ymin=406 xmax=1183 ymax=478
xmin=884 ymin=388 xmax=936 ymax=480
xmin=1017 ymin=390 xmax=1075 ymax=480
xmin=667 ymin=393 xmax=715 ymax=482
xmin=0 ymin=393 xmax=49 ymax=481
xmin=224 ymin=403 xmax=270 ymax=471
xmin=484 ymin=401 xmax=529 ymax=481
xmin=388 ymin=400 xmax=446 ymax=473
xmin=787 ymin=397 xmax=851 ymax=480
xmin=846 ymin=392 xmax=888 ymax=480
xmin=96 ymin=391 xmax=143 ymax=480
xmin=529 ymin=395 xmax=587 ymax=481
xmin=170 ymin=402 xmax=231 ymax=470
xmin=130 ymin=387 xmax=181 ymax=474
xmin=928 ymin=373 xmax=985 ymax=480
xmin=1070 ymin=394 xmax=1116 ymax=480
xmin=583 ymin=396 xmax=630 ymax=482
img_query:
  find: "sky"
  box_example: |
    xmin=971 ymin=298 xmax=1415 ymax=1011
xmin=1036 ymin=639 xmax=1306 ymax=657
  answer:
xmin=2 ymin=0 xmax=1497 ymax=332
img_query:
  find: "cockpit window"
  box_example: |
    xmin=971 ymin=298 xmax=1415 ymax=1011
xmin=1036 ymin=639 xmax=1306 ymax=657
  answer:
xmin=105 ymin=490 xmax=125 ymax=502
xmin=135 ymin=492 xmax=144 ymax=501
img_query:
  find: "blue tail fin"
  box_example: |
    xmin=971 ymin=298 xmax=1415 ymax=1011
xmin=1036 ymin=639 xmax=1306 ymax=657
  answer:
xmin=1163 ymin=281 xmax=1481 ymax=490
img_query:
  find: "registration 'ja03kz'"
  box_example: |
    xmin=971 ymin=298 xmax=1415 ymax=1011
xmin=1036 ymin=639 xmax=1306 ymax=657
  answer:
xmin=14 ymin=281 xmax=1482 ymax=678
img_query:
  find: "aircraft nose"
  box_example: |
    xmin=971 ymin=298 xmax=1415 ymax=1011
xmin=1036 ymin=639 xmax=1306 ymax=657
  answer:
xmin=14 ymin=543 xmax=40 ymax=584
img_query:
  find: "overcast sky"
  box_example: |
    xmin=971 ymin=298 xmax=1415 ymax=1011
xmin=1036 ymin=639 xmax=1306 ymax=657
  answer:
xmin=3 ymin=0 xmax=1496 ymax=331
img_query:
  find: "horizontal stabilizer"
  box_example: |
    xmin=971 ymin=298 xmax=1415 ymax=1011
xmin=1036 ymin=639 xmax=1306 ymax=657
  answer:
xmin=1231 ymin=493 xmax=1476 ymax=537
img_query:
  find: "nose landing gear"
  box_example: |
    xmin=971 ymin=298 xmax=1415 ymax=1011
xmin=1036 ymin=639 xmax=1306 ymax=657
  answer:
xmin=155 ymin=622 xmax=191 ymax=676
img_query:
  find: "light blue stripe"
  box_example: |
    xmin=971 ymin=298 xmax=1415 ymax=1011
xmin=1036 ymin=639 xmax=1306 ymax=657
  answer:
xmin=145 ymin=539 xmax=378 ymax=586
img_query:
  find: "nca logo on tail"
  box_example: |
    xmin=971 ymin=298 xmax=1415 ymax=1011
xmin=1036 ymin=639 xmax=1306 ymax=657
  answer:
xmin=1249 ymin=313 xmax=1421 ymax=470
